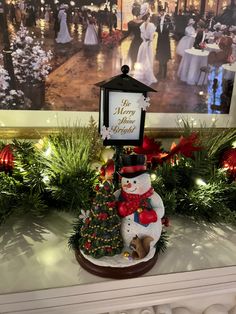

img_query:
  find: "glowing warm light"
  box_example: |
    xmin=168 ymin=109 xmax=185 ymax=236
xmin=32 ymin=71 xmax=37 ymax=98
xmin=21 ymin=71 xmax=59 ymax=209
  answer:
xmin=232 ymin=141 xmax=236 ymax=148
xmin=70 ymin=1 xmax=75 ymax=5
xmin=41 ymin=7 xmax=44 ymax=12
xmin=150 ymin=173 xmax=157 ymax=181
xmin=134 ymin=62 xmax=142 ymax=71
xmin=42 ymin=175 xmax=50 ymax=184
xmin=101 ymin=147 xmax=115 ymax=162
xmin=199 ymin=91 xmax=204 ymax=96
xmin=41 ymin=0 xmax=45 ymax=3
xmin=208 ymin=0 xmax=214 ymax=8
xmin=36 ymin=249 xmax=62 ymax=266
xmin=39 ymin=19 xmax=46 ymax=31
xmin=196 ymin=178 xmax=207 ymax=186
xmin=223 ymin=162 xmax=229 ymax=169
xmin=45 ymin=146 xmax=52 ymax=157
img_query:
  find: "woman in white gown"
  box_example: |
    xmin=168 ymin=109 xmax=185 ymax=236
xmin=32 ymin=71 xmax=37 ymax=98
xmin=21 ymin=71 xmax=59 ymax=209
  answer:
xmin=133 ymin=13 xmax=157 ymax=86
xmin=176 ymin=18 xmax=196 ymax=57
xmin=84 ymin=15 xmax=98 ymax=46
xmin=56 ymin=6 xmax=72 ymax=44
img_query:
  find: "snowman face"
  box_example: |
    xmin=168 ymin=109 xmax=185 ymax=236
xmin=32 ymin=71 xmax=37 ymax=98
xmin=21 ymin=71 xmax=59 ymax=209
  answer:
xmin=121 ymin=173 xmax=151 ymax=195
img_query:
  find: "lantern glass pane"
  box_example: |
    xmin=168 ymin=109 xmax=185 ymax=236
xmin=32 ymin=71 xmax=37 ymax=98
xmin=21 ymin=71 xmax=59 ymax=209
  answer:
xmin=108 ymin=91 xmax=142 ymax=141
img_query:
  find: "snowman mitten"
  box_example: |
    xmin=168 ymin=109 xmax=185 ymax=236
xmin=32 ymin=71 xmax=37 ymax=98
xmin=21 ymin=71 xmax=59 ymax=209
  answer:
xmin=139 ymin=209 xmax=158 ymax=225
xmin=117 ymin=201 xmax=136 ymax=217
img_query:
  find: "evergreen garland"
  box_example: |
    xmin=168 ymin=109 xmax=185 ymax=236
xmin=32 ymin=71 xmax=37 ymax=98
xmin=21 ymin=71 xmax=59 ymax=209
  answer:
xmin=0 ymin=120 xmax=103 ymax=223
xmin=0 ymin=124 xmax=235 ymax=228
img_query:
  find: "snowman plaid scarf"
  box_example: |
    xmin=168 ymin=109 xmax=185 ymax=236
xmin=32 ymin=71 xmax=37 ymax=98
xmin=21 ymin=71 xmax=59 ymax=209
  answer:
xmin=117 ymin=187 xmax=158 ymax=225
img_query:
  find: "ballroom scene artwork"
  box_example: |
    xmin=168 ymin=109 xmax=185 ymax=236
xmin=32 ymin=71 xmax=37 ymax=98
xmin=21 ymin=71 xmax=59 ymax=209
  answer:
xmin=0 ymin=0 xmax=235 ymax=113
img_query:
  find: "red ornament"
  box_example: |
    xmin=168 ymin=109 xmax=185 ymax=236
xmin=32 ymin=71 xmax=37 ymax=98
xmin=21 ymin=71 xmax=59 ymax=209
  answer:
xmin=0 ymin=145 xmax=14 ymax=173
xmin=221 ymin=148 xmax=236 ymax=179
xmin=107 ymin=201 xmax=116 ymax=208
xmin=103 ymin=183 xmax=111 ymax=191
xmin=84 ymin=241 xmax=91 ymax=250
xmin=98 ymin=213 xmax=108 ymax=220
xmin=106 ymin=246 xmax=112 ymax=252
xmin=85 ymin=217 xmax=90 ymax=224
xmin=95 ymin=184 xmax=100 ymax=191
xmin=162 ymin=217 xmax=170 ymax=227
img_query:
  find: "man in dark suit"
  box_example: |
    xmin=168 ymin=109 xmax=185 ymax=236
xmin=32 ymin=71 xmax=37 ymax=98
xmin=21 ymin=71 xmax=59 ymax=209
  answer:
xmin=193 ymin=22 xmax=208 ymax=49
xmin=53 ymin=5 xmax=60 ymax=38
xmin=156 ymin=8 xmax=172 ymax=79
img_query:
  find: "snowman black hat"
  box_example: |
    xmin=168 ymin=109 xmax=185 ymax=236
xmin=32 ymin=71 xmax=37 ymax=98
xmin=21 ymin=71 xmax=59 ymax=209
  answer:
xmin=119 ymin=154 xmax=147 ymax=178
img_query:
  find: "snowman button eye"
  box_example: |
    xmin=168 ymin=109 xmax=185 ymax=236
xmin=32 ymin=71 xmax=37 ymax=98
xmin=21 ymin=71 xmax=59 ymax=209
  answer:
xmin=134 ymin=180 xmax=136 ymax=184
xmin=127 ymin=180 xmax=129 ymax=183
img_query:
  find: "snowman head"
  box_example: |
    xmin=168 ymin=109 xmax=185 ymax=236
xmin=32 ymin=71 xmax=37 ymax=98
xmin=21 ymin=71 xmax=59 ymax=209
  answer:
xmin=121 ymin=173 xmax=151 ymax=195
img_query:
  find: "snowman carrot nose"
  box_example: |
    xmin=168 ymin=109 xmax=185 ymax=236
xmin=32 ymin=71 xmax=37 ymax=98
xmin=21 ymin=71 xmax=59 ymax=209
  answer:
xmin=123 ymin=182 xmax=132 ymax=188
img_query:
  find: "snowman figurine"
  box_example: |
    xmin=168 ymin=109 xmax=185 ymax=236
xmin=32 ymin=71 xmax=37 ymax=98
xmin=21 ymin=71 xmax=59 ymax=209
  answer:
xmin=114 ymin=154 xmax=164 ymax=259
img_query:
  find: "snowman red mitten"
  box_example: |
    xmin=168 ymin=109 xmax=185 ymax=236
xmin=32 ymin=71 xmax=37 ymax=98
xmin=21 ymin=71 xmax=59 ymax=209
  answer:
xmin=117 ymin=201 xmax=136 ymax=217
xmin=139 ymin=209 xmax=158 ymax=224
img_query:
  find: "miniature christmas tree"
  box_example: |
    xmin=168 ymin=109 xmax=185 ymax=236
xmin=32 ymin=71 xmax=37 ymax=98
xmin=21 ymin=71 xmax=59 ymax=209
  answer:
xmin=79 ymin=181 xmax=123 ymax=258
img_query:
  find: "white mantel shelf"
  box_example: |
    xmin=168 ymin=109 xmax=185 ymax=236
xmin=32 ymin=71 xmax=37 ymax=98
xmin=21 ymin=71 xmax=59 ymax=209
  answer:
xmin=0 ymin=212 xmax=236 ymax=314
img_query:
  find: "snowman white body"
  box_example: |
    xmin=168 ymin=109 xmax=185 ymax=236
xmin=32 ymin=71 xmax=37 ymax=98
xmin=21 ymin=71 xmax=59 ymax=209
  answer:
xmin=115 ymin=173 xmax=165 ymax=249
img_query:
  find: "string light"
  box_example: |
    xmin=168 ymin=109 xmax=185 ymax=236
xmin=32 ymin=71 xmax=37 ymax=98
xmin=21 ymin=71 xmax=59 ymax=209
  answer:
xmin=45 ymin=146 xmax=52 ymax=157
xmin=196 ymin=178 xmax=207 ymax=186
xmin=150 ymin=173 xmax=157 ymax=181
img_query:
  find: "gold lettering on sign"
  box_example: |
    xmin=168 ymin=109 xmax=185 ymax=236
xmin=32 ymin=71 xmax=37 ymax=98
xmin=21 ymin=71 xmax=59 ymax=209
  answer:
xmin=112 ymin=97 xmax=138 ymax=136
xmin=112 ymin=125 xmax=136 ymax=135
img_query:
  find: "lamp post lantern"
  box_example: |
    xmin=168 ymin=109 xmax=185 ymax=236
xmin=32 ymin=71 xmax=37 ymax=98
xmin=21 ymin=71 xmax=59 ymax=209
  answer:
xmin=96 ymin=65 xmax=156 ymax=147
xmin=96 ymin=65 xmax=156 ymax=187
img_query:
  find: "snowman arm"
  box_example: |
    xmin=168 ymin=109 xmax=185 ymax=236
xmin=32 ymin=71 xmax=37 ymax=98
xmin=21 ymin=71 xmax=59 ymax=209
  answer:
xmin=113 ymin=189 xmax=121 ymax=200
xmin=150 ymin=192 xmax=165 ymax=219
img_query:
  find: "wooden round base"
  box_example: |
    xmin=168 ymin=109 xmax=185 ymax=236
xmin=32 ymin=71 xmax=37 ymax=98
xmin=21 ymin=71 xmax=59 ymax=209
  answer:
xmin=75 ymin=249 xmax=158 ymax=279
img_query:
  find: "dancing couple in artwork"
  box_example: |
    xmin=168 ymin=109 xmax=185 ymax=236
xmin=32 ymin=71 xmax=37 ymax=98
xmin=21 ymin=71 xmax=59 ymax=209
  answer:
xmin=126 ymin=0 xmax=236 ymax=87
xmin=129 ymin=2 xmax=172 ymax=86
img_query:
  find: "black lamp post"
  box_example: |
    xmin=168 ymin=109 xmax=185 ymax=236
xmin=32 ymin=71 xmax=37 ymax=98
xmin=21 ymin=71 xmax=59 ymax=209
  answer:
xmin=96 ymin=65 xmax=156 ymax=187
xmin=0 ymin=0 xmax=16 ymax=90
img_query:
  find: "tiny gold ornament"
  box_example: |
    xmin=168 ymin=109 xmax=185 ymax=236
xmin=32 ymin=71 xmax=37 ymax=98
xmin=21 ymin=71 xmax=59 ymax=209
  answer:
xmin=123 ymin=251 xmax=130 ymax=258
xmin=109 ymin=207 xmax=113 ymax=211
xmin=137 ymin=208 xmax=143 ymax=213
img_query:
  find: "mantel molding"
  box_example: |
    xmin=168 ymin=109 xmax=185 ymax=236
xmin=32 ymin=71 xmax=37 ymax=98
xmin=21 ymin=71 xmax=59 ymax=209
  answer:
xmin=0 ymin=266 xmax=236 ymax=314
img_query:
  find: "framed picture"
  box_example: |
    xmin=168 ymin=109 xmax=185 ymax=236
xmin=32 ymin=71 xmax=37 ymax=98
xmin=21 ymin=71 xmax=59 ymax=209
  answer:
xmin=0 ymin=0 xmax=236 ymax=136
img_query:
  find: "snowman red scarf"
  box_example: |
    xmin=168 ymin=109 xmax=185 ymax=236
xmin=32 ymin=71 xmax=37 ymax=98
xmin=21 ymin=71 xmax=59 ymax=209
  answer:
xmin=117 ymin=187 xmax=158 ymax=226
